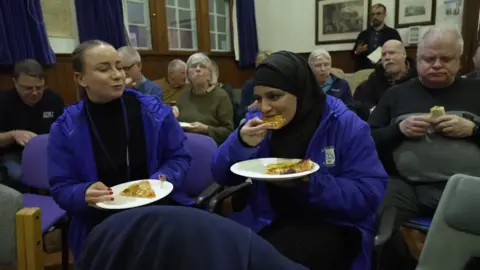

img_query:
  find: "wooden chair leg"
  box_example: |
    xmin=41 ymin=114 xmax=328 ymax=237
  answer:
xmin=61 ymin=218 xmax=70 ymax=270
xmin=400 ymin=227 xmax=426 ymax=260
xmin=16 ymin=208 xmax=43 ymax=270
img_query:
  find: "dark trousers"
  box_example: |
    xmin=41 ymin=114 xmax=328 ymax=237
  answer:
xmin=1 ymin=154 xmax=27 ymax=192
xmin=378 ymin=178 xmax=445 ymax=270
xmin=258 ymin=217 xmax=362 ymax=270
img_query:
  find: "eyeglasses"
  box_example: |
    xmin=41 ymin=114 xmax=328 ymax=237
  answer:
xmin=122 ymin=63 xmax=137 ymax=71
xmin=418 ymin=55 xmax=457 ymax=64
xmin=17 ymin=84 xmax=45 ymax=92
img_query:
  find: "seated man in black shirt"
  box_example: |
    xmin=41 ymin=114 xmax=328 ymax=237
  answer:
xmin=0 ymin=59 xmax=64 ymax=186
xmin=369 ymin=26 xmax=480 ymax=269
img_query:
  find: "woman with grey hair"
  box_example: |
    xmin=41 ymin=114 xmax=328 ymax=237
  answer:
xmin=308 ymin=48 xmax=354 ymax=108
xmin=174 ymin=53 xmax=234 ymax=144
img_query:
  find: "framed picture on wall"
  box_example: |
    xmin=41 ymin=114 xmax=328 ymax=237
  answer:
xmin=395 ymin=0 xmax=436 ymax=28
xmin=315 ymin=0 xmax=372 ymax=45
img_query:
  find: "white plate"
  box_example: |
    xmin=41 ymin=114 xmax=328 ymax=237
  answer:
xmin=96 ymin=179 xmax=173 ymax=210
xmin=230 ymin=158 xmax=320 ymax=181
xmin=179 ymin=122 xmax=192 ymax=128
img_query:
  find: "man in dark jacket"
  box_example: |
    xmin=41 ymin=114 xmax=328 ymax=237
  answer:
xmin=352 ymin=4 xmax=401 ymax=70
xmin=354 ymin=40 xmax=417 ymax=114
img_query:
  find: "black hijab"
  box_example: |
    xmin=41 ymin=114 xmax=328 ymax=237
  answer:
xmin=253 ymin=51 xmax=326 ymax=159
xmin=76 ymin=206 xmax=307 ymax=270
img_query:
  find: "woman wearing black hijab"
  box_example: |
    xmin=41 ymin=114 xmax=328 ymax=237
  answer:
xmin=211 ymin=51 xmax=388 ymax=269
xmin=76 ymin=206 xmax=307 ymax=270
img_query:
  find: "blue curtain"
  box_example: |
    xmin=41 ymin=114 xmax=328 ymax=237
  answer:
xmin=0 ymin=0 xmax=56 ymax=65
xmin=75 ymin=0 xmax=127 ymax=49
xmin=236 ymin=0 xmax=259 ymax=68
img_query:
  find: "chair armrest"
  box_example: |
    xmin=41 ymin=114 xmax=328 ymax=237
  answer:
xmin=208 ymin=179 xmax=253 ymax=213
xmin=375 ymin=207 xmax=397 ymax=247
xmin=16 ymin=207 xmax=43 ymax=270
xmin=195 ymin=182 xmax=222 ymax=206
xmin=0 ymin=184 xmax=23 ymax=267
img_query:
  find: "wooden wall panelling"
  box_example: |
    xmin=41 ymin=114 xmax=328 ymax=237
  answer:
xmin=0 ymin=53 xmax=254 ymax=105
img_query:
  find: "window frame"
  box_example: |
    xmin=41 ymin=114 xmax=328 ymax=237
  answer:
xmin=123 ymin=0 xmax=234 ymax=56
xmin=165 ymin=0 xmax=199 ymax=51
xmin=123 ymin=0 xmax=153 ymax=50
xmin=209 ymin=0 xmax=232 ymax=52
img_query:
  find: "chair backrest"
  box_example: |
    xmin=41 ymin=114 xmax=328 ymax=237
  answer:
xmin=416 ymin=174 xmax=480 ymax=270
xmin=0 ymin=184 xmax=23 ymax=267
xmin=232 ymin=88 xmax=242 ymax=106
xmin=352 ymin=68 xmax=374 ymax=91
xmin=20 ymin=134 xmax=49 ymax=190
xmin=182 ymin=133 xmax=217 ymax=197
xmin=330 ymin=67 xmax=345 ymax=79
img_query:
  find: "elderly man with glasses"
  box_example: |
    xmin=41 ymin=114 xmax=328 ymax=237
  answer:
xmin=118 ymin=46 xmax=163 ymax=98
xmin=370 ymin=26 xmax=480 ymax=269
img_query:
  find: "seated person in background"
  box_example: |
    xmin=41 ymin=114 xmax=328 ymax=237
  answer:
xmin=76 ymin=206 xmax=307 ymax=270
xmin=369 ymin=27 xmax=480 ymax=270
xmin=155 ymin=59 xmax=188 ymax=105
xmin=174 ymin=53 xmax=234 ymax=144
xmin=211 ymin=51 xmax=388 ymax=270
xmin=464 ymin=45 xmax=480 ymax=79
xmin=118 ymin=46 xmax=163 ymax=98
xmin=238 ymin=50 xmax=272 ymax=121
xmin=211 ymin=60 xmax=234 ymax=101
xmin=0 ymin=59 xmax=64 ymax=186
xmin=308 ymin=48 xmax=353 ymax=108
xmin=354 ymin=39 xmax=417 ymax=112
xmin=211 ymin=60 xmax=238 ymax=124
xmin=48 ymin=40 xmax=192 ymax=261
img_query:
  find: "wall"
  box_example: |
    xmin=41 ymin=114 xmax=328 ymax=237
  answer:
xmin=255 ymin=0 xmax=464 ymax=72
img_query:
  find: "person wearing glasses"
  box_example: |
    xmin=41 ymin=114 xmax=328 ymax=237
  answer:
xmin=0 ymin=59 xmax=64 ymax=188
xmin=118 ymin=46 xmax=163 ymax=99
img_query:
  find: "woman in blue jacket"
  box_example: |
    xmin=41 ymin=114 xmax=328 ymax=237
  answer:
xmin=211 ymin=51 xmax=388 ymax=270
xmin=48 ymin=40 xmax=192 ymax=260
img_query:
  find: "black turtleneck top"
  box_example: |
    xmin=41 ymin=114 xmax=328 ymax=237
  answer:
xmin=86 ymin=92 xmax=148 ymax=188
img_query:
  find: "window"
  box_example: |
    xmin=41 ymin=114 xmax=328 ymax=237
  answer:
xmin=123 ymin=0 xmax=152 ymax=49
xmin=122 ymin=0 xmax=232 ymax=53
xmin=166 ymin=0 xmax=198 ymax=51
xmin=209 ymin=0 xmax=230 ymax=52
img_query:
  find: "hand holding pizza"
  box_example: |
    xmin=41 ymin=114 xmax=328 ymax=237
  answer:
xmin=85 ymin=182 xmax=113 ymax=206
xmin=239 ymin=117 xmax=270 ymax=147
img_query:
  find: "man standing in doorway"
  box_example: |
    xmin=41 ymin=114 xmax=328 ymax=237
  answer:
xmin=352 ymin=4 xmax=401 ymax=70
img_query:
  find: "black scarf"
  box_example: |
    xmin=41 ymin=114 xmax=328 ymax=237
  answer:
xmin=253 ymin=51 xmax=326 ymax=159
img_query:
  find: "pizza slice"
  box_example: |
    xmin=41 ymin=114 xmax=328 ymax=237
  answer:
xmin=429 ymin=106 xmax=445 ymax=119
xmin=265 ymin=159 xmax=313 ymax=175
xmin=262 ymin=115 xmax=286 ymax=129
xmin=120 ymin=180 xmax=156 ymax=198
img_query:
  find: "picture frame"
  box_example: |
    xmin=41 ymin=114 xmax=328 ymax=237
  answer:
xmin=395 ymin=0 xmax=436 ymax=28
xmin=315 ymin=0 xmax=372 ymax=45
xmin=407 ymin=26 xmax=421 ymax=45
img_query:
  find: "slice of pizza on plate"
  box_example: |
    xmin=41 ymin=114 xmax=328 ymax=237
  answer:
xmin=265 ymin=159 xmax=314 ymax=175
xmin=120 ymin=180 xmax=156 ymax=198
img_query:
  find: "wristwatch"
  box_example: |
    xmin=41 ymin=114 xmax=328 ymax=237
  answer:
xmin=472 ymin=122 xmax=479 ymax=138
